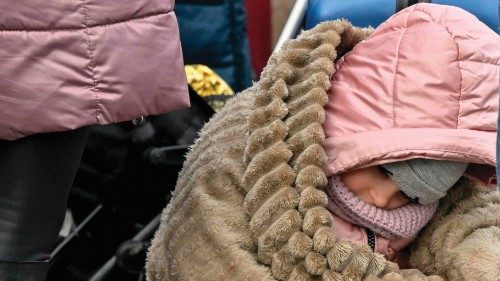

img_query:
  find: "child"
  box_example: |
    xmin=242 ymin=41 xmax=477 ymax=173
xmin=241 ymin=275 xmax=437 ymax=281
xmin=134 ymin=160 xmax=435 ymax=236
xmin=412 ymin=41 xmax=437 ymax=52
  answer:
xmin=326 ymin=159 xmax=468 ymax=267
xmin=322 ymin=2 xmax=498 ymax=270
xmin=147 ymin=4 xmax=499 ymax=280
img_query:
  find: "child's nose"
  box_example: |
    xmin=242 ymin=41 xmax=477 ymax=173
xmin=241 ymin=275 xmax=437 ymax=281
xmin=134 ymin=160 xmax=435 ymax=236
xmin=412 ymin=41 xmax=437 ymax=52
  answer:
xmin=372 ymin=195 xmax=392 ymax=209
xmin=372 ymin=182 xmax=401 ymax=209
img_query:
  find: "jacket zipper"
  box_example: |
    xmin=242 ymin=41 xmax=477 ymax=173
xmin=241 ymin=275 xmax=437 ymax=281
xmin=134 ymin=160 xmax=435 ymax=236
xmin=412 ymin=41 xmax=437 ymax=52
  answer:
xmin=365 ymin=228 xmax=376 ymax=252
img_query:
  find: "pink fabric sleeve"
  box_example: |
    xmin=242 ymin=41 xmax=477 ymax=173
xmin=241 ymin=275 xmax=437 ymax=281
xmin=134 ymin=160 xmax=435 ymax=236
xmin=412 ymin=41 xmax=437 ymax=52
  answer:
xmin=330 ymin=213 xmax=367 ymax=245
xmin=330 ymin=212 xmax=414 ymax=268
xmin=377 ymin=235 xmax=414 ymax=268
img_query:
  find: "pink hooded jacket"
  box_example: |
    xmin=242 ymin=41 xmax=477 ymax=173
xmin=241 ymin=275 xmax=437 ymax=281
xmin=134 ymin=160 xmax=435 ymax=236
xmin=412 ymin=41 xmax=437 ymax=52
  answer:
xmin=323 ymin=4 xmax=500 ymax=183
xmin=323 ymin=3 xmax=500 ymax=266
xmin=0 ymin=0 xmax=189 ymax=140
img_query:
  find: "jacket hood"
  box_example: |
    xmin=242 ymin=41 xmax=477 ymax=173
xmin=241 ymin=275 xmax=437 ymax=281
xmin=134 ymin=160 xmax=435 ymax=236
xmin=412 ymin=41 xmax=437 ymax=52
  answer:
xmin=323 ymin=3 xmax=500 ymax=186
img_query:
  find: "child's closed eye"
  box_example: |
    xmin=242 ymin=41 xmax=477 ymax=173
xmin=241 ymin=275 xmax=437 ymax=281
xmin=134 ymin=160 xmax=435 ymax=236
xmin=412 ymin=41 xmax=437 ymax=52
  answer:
xmin=397 ymin=191 xmax=419 ymax=204
xmin=377 ymin=166 xmax=393 ymax=178
xmin=378 ymin=166 xmax=419 ymax=205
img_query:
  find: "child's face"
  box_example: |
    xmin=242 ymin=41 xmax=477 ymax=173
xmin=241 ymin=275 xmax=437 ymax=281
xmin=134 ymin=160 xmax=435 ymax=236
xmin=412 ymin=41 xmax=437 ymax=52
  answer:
xmin=340 ymin=166 xmax=410 ymax=209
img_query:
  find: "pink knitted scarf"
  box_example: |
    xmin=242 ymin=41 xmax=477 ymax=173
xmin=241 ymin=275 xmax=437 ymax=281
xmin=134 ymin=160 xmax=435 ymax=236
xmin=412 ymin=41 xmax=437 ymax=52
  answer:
xmin=326 ymin=176 xmax=438 ymax=239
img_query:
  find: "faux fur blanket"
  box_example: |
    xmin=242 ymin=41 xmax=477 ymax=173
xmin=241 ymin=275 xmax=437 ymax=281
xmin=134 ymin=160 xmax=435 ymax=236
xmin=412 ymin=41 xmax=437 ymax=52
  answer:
xmin=146 ymin=21 xmax=500 ymax=281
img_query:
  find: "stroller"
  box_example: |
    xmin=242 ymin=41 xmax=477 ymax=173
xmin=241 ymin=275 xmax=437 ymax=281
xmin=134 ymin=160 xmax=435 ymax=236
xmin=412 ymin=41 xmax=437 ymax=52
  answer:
xmin=146 ymin=1 xmax=500 ymax=281
xmin=47 ymin=1 xmax=499 ymax=280
xmin=46 ymin=65 xmax=234 ymax=281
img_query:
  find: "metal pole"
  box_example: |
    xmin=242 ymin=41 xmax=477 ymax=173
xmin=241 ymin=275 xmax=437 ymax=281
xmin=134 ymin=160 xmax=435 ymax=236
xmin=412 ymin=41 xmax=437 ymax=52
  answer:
xmin=88 ymin=214 xmax=162 ymax=281
xmin=50 ymin=205 xmax=103 ymax=264
xmin=88 ymin=257 xmax=116 ymax=281
xmin=273 ymin=0 xmax=309 ymax=53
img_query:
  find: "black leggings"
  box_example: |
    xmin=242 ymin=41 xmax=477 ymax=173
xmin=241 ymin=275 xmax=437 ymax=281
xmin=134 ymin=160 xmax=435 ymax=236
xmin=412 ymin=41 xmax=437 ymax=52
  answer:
xmin=0 ymin=128 xmax=89 ymax=281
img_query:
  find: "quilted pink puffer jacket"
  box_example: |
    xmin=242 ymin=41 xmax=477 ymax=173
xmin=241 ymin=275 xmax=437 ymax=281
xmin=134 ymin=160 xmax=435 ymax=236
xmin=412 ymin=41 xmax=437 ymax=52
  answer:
xmin=0 ymin=0 xmax=189 ymax=140
xmin=323 ymin=4 xmax=500 ymax=183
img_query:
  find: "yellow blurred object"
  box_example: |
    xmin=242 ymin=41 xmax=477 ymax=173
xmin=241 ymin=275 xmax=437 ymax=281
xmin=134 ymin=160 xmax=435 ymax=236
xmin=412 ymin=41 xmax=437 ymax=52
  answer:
xmin=185 ymin=65 xmax=234 ymax=112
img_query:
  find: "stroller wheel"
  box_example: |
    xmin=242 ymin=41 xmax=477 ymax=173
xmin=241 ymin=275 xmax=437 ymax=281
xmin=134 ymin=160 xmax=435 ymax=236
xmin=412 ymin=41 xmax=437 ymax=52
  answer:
xmin=115 ymin=240 xmax=148 ymax=274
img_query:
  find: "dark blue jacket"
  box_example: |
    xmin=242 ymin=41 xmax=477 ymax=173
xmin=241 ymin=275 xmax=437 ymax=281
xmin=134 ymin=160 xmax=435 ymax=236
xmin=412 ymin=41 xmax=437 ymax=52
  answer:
xmin=176 ymin=0 xmax=253 ymax=92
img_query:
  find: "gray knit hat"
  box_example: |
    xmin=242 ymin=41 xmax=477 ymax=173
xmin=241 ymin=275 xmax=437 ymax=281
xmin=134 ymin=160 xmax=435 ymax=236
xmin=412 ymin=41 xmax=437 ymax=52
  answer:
xmin=381 ymin=159 xmax=468 ymax=204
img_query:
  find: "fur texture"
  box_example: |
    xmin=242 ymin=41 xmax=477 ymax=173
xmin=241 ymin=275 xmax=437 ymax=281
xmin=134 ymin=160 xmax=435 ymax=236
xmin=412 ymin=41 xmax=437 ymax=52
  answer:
xmin=146 ymin=20 xmax=500 ymax=281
